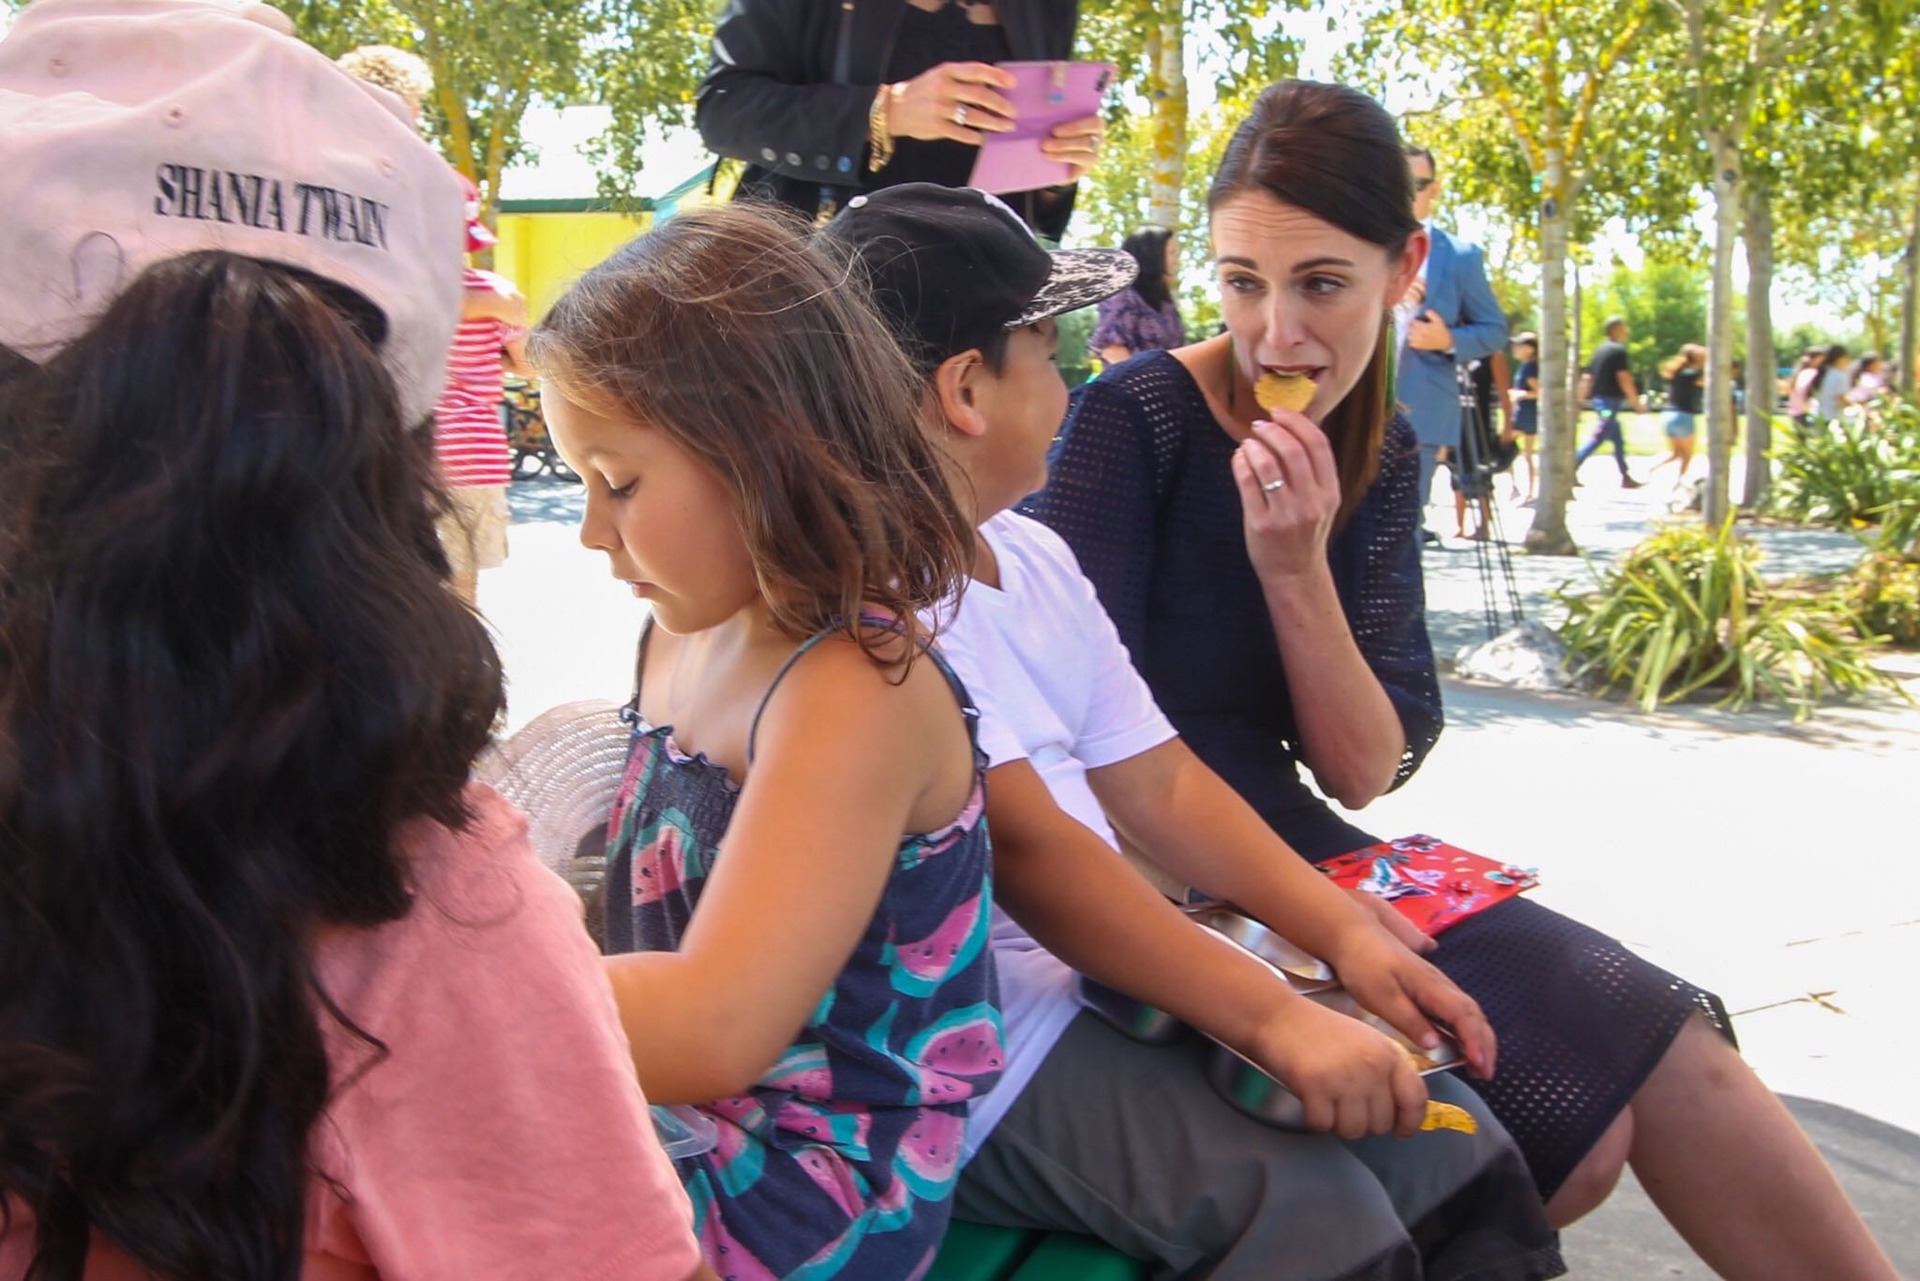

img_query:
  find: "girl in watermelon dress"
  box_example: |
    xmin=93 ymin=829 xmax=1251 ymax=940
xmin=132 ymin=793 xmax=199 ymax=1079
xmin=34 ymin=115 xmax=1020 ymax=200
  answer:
xmin=531 ymin=204 xmax=1002 ymax=1280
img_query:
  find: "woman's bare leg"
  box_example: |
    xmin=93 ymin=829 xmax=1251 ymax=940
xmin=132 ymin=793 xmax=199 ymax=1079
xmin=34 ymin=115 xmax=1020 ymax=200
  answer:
xmin=1544 ymin=1108 xmax=1632 ymax=1227
xmin=1626 ymin=1016 xmax=1898 ymax=1279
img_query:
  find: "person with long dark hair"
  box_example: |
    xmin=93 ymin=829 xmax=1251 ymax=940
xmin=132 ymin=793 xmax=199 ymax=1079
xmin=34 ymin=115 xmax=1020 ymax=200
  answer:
xmin=1026 ymin=79 xmax=1898 ymax=1280
xmin=0 ymin=4 xmax=708 ymax=1278
xmin=1089 ymin=223 xmax=1186 ymax=366
xmin=1813 ymin=343 xmax=1854 ymax=423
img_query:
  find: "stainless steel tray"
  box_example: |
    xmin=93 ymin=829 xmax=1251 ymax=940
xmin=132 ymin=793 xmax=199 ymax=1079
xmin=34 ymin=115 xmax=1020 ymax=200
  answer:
xmin=1184 ymin=905 xmax=1339 ymax=992
xmin=1076 ymin=906 xmax=1343 ymax=1044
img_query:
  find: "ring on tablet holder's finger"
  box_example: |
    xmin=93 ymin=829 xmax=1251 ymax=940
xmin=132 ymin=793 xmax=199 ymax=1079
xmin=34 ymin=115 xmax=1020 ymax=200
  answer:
xmin=953 ymin=104 xmax=969 ymax=127
xmin=1262 ymin=478 xmax=1287 ymax=493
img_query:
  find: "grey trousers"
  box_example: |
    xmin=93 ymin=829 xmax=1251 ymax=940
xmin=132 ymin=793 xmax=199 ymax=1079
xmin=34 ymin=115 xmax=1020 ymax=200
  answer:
xmin=954 ymin=1013 xmax=1563 ymax=1281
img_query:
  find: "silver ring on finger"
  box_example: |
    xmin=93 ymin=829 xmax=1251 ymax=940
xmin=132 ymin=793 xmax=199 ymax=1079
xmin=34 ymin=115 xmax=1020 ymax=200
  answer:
xmin=1262 ymin=477 xmax=1286 ymax=493
xmin=954 ymin=103 xmax=969 ymax=126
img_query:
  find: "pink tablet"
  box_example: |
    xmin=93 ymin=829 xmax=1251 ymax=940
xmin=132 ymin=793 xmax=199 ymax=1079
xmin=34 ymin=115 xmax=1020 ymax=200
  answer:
xmin=968 ymin=60 xmax=1117 ymax=196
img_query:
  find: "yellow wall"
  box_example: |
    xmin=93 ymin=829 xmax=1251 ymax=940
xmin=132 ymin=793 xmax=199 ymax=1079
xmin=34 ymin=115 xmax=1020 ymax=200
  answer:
xmin=493 ymin=210 xmax=653 ymax=322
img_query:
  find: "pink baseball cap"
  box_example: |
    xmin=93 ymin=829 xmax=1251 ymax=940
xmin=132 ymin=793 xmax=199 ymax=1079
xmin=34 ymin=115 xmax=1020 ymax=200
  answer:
xmin=0 ymin=0 xmax=467 ymax=424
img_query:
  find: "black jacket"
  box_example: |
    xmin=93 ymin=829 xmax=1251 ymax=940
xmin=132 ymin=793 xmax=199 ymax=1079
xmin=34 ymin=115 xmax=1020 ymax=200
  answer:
xmin=697 ymin=0 xmax=1081 ymax=239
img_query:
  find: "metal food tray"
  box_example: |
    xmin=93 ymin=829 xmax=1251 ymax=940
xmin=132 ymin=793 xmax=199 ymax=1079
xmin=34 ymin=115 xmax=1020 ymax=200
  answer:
xmin=1184 ymin=905 xmax=1339 ymax=993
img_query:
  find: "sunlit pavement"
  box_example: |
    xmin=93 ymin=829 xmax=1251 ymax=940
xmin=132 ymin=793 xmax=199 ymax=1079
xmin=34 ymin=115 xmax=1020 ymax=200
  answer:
xmin=482 ymin=469 xmax=1920 ymax=1276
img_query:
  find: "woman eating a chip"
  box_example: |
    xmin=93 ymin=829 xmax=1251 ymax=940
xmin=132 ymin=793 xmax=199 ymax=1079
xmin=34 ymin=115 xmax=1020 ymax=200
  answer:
xmin=1024 ymin=78 xmax=1898 ymax=1280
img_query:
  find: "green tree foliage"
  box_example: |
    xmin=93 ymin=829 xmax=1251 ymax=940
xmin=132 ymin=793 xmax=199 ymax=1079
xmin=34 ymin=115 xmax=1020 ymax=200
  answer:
xmin=1076 ymin=0 xmax=1302 ymax=233
xmin=592 ymin=0 xmax=732 ymax=204
xmin=286 ymin=0 xmax=710 ymax=218
xmin=287 ymin=1 xmax=582 ymax=211
xmin=1339 ymin=0 xmax=1688 ymax=556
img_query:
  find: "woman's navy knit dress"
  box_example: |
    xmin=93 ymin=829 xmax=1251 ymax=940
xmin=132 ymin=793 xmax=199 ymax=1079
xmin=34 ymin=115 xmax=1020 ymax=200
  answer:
xmin=1025 ymin=352 xmax=1732 ymax=1199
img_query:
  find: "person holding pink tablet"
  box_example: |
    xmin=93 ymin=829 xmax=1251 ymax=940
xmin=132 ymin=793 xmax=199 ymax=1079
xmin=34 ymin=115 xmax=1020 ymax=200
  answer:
xmin=697 ymin=0 xmax=1105 ymax=239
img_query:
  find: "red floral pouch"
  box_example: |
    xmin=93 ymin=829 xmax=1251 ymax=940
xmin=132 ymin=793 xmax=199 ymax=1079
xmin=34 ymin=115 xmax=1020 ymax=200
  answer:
xmin=1317 ymin=835 xmax=1539 ymax=936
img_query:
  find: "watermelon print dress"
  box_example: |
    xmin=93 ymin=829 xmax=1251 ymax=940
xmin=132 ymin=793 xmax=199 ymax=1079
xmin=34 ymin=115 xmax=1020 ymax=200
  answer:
xmin=604 ymin=623 xmax=1003 ymax=1281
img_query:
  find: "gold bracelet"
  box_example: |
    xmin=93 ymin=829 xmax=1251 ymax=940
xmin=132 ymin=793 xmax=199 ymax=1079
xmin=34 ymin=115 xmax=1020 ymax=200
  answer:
xmin=868 ymin=85 xmax=895 ymax=172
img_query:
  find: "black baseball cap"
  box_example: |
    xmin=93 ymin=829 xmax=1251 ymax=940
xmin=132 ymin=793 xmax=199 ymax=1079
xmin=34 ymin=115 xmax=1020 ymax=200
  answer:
xmin=822 ymin=183 xmax=1136 ymax=371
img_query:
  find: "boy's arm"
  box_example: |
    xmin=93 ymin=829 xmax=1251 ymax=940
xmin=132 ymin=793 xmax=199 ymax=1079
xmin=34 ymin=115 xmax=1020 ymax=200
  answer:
xmin=1086 ymin=738 xmax=1494 ymax=1077
xmin=988 ymin=758 xmax=1432 ymax=1137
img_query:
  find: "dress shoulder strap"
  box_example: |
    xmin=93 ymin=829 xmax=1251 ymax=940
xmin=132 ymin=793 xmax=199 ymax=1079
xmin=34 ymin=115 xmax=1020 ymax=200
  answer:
xmin=619 ymin=616 xmax=659 ymax=725
xmin=744 ymin=617 xmax=979 ymax=765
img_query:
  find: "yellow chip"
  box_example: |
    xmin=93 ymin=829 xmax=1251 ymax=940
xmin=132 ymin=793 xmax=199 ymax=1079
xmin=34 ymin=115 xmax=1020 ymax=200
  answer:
xmin=1420 ymin=1101 xmax=1479 ymax=1135
xmin=1255 ymin=372 xmax=1316 ymax=414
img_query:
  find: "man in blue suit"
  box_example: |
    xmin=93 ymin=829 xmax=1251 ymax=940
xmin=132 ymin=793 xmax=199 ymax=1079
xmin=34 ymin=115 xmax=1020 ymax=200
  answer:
xmin=1394 ymin=146 xmax=1509 ymax=542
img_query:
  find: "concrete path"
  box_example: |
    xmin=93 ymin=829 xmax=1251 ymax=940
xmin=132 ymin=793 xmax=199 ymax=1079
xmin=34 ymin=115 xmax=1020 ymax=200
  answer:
xmin=481 ymin=465 xmax=1920 ymax=1277
xmin=1409 ymin=469 xmax=1919 ymax=1276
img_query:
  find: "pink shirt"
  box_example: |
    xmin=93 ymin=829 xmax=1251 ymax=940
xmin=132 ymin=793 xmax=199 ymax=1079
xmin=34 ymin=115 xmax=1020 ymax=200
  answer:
xmin=2 ymin=787 xmax=700 ymax=1281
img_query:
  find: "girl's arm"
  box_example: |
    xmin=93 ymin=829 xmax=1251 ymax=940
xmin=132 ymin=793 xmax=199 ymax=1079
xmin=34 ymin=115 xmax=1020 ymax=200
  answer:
xmin=989 ymin=759 xmax=1434 ymax=1137
xmin=604 ymin=639 xmax=971 ymax=1103
xmin=1085 ymin=738 xmax=1492 ymax=1077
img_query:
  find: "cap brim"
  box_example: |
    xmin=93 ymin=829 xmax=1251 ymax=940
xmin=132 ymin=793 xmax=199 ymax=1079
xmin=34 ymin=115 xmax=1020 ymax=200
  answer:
xmin=1008 ymin=248 xmax=1138 ymax=329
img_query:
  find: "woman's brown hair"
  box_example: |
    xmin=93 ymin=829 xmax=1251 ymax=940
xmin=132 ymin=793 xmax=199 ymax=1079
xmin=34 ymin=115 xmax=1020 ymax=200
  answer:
xmin=528 ymin=203 xmax=972 ymax=666
xmin=1209 ymin=80 xmax=1421 ymax=526
xmin=1660 ymin=344 xmax=1706 ymax=380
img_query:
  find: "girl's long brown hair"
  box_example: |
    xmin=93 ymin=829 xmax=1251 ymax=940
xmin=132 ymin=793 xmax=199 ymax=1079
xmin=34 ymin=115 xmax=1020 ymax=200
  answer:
xmin=1209 ymin=80 xmax=1422 ymax=526
xmin=529 ymin=203 xmax=971 ymax=667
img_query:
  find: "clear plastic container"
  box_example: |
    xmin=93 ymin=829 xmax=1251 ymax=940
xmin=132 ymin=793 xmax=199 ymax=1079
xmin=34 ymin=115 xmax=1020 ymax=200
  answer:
xmin=650 ymin=1103 xmax=719 ymax=1160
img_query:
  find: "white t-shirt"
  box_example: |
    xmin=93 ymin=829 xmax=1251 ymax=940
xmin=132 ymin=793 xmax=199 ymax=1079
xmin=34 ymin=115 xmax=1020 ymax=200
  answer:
xmin=930 ymin=511 xmax=1176 ymax=1158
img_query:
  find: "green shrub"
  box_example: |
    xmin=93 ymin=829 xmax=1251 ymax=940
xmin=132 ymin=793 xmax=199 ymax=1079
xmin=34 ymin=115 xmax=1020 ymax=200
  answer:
xmin=1848 ymin=550 xmax=1920 ymax=648
xmin=1555 ymin=520 xmax=1901 ymax=719
xmin=1768 ymin=397 xmax=1920 ymax=538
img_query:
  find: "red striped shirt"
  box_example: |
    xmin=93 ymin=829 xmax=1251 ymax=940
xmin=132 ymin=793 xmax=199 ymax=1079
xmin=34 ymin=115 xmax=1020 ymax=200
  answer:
xmin=433 ymin=269 xmax=522 ymax=489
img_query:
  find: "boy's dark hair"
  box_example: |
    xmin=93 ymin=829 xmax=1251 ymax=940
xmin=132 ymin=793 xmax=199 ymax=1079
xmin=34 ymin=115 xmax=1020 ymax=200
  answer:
xmin=0 ymin=252 xmax=503 ymax=1280
xmin=818 ymin=184 xmax=1135 ymax=388
xmin=530 ymin=202 xmax=974 ymax=668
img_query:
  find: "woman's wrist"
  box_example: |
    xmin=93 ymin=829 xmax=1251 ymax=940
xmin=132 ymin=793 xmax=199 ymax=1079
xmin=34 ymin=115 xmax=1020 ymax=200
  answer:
xmin=1256 ymin=554 xmax=1340 ymax=606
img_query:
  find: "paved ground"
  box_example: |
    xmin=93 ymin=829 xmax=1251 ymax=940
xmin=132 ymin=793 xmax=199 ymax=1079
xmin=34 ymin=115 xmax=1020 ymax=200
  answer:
xmin=1412 ymin=467 xmax=1920 ymax=1276
xmin=481 ymin=458 xmax=1920 ymax=1278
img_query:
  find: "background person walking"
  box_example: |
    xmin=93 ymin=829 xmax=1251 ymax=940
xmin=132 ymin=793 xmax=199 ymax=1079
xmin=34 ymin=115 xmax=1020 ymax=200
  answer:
xmin=1653 ymin=343 xmax=1705 ymax=483
xmin=1573 ymin=315 xmax=1645 ymax=489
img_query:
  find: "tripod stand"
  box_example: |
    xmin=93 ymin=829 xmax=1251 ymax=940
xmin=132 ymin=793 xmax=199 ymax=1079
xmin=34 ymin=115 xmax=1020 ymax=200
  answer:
xmin=1453 ymin=362 xmax=1525 ymax=642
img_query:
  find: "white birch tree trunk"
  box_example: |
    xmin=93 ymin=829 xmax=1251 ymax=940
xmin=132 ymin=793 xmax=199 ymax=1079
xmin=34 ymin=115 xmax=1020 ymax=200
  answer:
xmin=1704 ymin=131 xmax=1743 ymax=526
xmin=1742 ymin=178 xmax=1776 ymax=509
xmin=1525 ymin=145 xmax=1579 ymax=555
xmin=1902 ymin=171 xmax=1920 ymax=398
xmin=1145 ymin=10 xmax=1186 ymax=231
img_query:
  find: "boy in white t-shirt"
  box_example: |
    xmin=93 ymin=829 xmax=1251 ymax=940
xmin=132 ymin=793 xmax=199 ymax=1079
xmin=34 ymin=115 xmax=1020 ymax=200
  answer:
xmin=821 ymin=185 xmax=1562 ymax=1281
